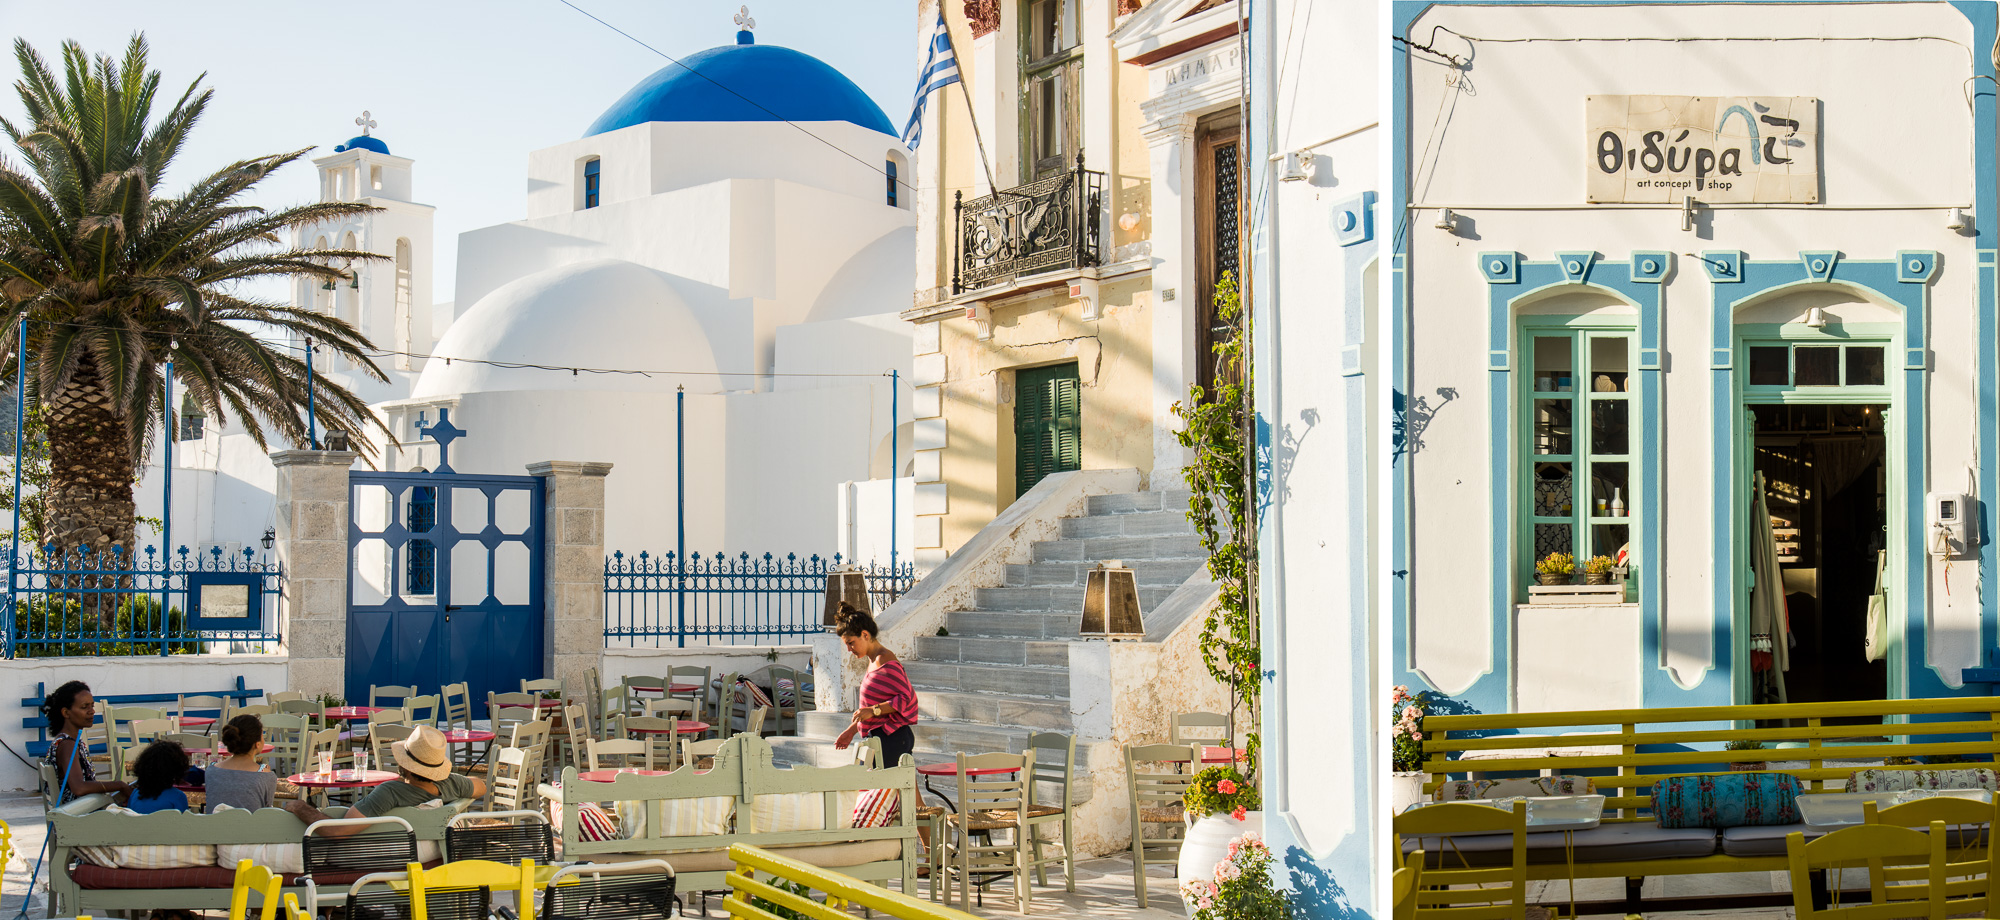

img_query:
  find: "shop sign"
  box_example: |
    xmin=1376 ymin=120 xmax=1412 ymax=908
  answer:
xmin=1586 ymin=95 xmax=1819 ymax=204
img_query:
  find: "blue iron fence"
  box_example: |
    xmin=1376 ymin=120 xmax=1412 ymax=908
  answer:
xmin=5 ymin=544 xmax=283 ymax=658
xmin=604 ymin=552 xmax=915 ymax=647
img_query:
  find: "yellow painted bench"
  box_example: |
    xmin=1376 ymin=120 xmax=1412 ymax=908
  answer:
xmin=1410 ymin=696 xmax=2000 ymax=914
xmin=723 ymin=842 xmax=981 ymax=920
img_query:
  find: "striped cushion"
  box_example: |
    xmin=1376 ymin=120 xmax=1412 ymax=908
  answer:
xmin=851 ymin=789 xmax=901 ymax=828
xmin=73 ymin=806 xmax=216 ymax=869
xmin=750 ymin=793 xmax=827 ymax=833
xmin=616 ymin=797 xmax=732 ymax=839
xmin=576 ymin=802 xmax=618 ymax=842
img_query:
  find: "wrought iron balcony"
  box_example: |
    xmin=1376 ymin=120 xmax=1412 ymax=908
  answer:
xmin=953 ymin=155 xmax=1106 ymax=294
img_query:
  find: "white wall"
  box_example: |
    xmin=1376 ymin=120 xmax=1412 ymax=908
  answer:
xmin=0 ymin=655 xmax=289 ymax=792
xmin=1402 ymin=2 xmax=1983 ymax=696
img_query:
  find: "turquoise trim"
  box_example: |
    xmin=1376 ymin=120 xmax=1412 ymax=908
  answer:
xmin=1954 ymin=2 xmax=1999 ymax=673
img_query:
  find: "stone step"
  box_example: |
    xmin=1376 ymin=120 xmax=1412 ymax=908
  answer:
xmin=1031 ymin=533 xmax=1205 ymax=563
xmin=912 ymin=635 xmax=1077 ymax=669
xmin=1059 ymin=510 xmax=1195 ymax=539
xmin=972 ymin=585 xmax=1178 ymax=612
xmin=1085 ymin=490 xmax=1194 ymax=516
xmin=1003 ymin=558 xmax=1205 ymax=587
xmin=918 ymin=690 xmax=1071 ymax=731
xmin=902 ymin=659 xmax=1071 ymax=698
xmin=944 ymin=610 xmax=1081 ymax=640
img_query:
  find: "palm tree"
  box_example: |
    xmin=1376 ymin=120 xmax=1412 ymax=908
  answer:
xmin=0 ymin=35 xmax=386 ymax=558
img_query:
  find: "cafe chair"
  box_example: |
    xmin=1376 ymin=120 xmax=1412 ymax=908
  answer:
xmin=936 ymin=751 xmax=1033 ymax=914
xmin=227 ymin=858 xmax=287 ymax=920
xmin=1394 ymin=800 xmax=1528 ymax=920
xmin=1393 ymin=851 xmax=1423 ymax=920
xmin=588 ymin=738 xmax=655 ymax=772
xmin=409 ymin=858 xmax=539 ymax=920
xmin=368 ymin=685 xmax=419 ymax=712
xmin=1021 ymin=731 xmax=1077 ymax=892
xmin=1169 ymin=711 xmax=1232 ymax=748
xmin=1123 ymin=743 xmax=1197 ymax=909
xmin=543 ymin=859 xmax=678 ymax=920
xmin=1787 ymin=820 xmax=1949 ymax=920
xmin=1863 ymin=799 xmax=1990 ymax=916
xmin=301 ymin=816 xmax=417 ymax=914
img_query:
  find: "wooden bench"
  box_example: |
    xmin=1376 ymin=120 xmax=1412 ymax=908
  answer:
xmin=1412 ymin=696 xmax=2000 ymax=914
xmin=19 ymin=677 xmax=265 ymax=757
xmin=47 ymin=792 xmax=468 ymax=917
xmin=552 ymin=733 xmax=920 ymax=895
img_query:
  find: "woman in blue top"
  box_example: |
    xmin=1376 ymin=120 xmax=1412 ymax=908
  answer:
xmin=127 ymin=738 xmax=191 ymax=814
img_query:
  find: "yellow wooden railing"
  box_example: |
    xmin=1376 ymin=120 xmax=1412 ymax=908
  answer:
xmin=722 ymin=844 xmax=981 ymax=920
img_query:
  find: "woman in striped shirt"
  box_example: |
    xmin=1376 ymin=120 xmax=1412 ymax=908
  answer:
xmin=832 ymin=603 xmax=918 ymax=768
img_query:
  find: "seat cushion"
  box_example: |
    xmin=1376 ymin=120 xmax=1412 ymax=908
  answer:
xmin=581 ymin=839 xmax=901 ymax=874
xmin=70 ymin=860 xmax=440 ymax=890
xmin=1719 ymin=823 xmax=1829 ymax=857
xmin=1401 ymin=823 xmax=1718 ymax=867
xmin=1652 ymin=773 xmax=1803 ymax=828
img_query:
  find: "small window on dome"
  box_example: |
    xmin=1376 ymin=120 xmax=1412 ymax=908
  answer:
xmin=886 ymin=160 xmax=898 ymax=207
xmin=583 ymin=157 xmax=602 ymax=209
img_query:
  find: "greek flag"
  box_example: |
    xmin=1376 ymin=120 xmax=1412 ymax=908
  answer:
xmin=902 ymin=9 xmax=961 ymax=149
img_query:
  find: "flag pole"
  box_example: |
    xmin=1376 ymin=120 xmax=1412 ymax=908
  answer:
xmin=951 ymin=68 xmax=997 ymax=194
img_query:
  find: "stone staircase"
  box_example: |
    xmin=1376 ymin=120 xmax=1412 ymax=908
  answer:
xmin=770 ymin=488 xmax=1203 ymax=801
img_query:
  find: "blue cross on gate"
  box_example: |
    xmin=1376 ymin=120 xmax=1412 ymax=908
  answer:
xmin=418 ymin=407 xmax=467 ymax=473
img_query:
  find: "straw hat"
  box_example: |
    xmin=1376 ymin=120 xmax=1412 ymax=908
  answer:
xmin=391 ymin=725 xmax=452 ymax=781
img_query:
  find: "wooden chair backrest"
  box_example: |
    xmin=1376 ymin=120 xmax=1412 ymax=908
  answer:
xmin=228 ymin=857 xmax=284 ymax=920
xmin=1787 ymin=821 xmax=1948 ymax=920
xmin=1396 ymin=801 xmax=1529 ymax=920
xmin=1169 ymin=711 xmax=1231 ymax=747
xmin=440 ymin=682 xmax=473 ymax=731
xmin=401 ymin=695 xmax=440 ymax=726
xmin=587 ymin=738 xmax=652 ymax=771
xmin=369 ymin=685 xmax=418 ymax=709
xmin=407 ymin=857 xmax=536 ymax=920
xmin=1862 ymin=799 xmax=1992 ymax=915
xmin=1024 ymin=731 xmax=1076 ymax=811
xmin=369 ymin=723 xmax=418 ymax=770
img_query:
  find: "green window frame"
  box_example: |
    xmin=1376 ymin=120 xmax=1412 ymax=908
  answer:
xmin=1520 ymin=322 xmax=1637 ymax=594
xmin=1015 ymin=362 xmax=1083 ymax=497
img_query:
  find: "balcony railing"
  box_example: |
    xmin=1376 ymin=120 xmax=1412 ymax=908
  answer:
xmin=953 ymin=154 xmax=1106 ymax=294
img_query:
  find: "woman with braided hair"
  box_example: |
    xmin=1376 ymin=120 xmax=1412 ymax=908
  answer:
xmin=40 ymin=680 xmax=131 ymax=805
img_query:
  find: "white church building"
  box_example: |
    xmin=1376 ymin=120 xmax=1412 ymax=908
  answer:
xmin=139 ymin=20 xmax=917 ymax=571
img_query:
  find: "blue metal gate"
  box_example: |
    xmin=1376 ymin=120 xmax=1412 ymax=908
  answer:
xmin=345 ymin=411 xmax=544 ymax=704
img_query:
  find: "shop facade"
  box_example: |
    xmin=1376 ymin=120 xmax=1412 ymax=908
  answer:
xmin=1392 ymin=1 xmax=2000 ymax=713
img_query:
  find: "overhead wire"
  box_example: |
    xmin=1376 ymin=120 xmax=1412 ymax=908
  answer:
xmin=554 ymin=0 xmax=918 ymax=196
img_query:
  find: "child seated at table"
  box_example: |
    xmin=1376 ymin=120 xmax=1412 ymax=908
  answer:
xmin=204 ymin=714 xmax=276 ymax=812
xmin=127 ymin=739 xmax=191 ymax=814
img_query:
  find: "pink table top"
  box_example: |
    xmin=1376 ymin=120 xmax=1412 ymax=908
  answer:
xmin=488 ymin=699 xmax=563 ymax=710
xmin=323 ymin=707 xmax=384 ymax=720
xmin=186 ymin=743 xmax=275 ymax=755
xmin=577 ymin=768 xmax=672 ymax=783
xmin=916 ymin=763 xmax=1023 ymax=777
xmin=176 ymin=717 xmax=216 ymax=727
xmin=288 ymin=770 xmax=399 ymax=789
xmin=625 ymin=720 xmax=708 ymax=735
xmin=442 ymin=729 xmax=495 ymax=744
xmin=1202 ymin=747 xmax=1248 ymax=764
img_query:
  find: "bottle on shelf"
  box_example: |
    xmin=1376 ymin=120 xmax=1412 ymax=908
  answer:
xmin=1611 ymin=488 xmax=1624 ymax=518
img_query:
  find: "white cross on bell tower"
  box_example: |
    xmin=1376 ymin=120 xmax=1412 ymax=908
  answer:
xmin=354 ymin=110 xmax=377 ymax=136
xmin=734 ymin=6 xmax=756 ymax=44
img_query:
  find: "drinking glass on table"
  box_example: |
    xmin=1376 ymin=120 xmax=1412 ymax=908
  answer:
xmin=317 ymin=751 xmax=333 ymax=776
xmin=355 ymin=750 xmax=370 ymax=775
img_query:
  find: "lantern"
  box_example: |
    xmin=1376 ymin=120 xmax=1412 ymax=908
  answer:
xmin=1080 ymin=560 xmax=1144 ymax=639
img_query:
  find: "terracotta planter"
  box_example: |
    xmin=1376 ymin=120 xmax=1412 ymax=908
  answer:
xmin=1537 ymin=572 xmax=1573 ymax=586
xmin=1178 ymin=811 xmax=1264 ymax=915
xmin=1584 ymin=572 xmax=1610 ymax=585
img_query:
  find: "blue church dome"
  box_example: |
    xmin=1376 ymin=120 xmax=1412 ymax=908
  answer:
xmin=583 ymin=38 xmax=895 ymax=138
xmin=335 ymin=135 xmax=391 ymax=155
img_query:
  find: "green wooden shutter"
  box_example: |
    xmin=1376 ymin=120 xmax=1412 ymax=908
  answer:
xmin=1016 ymin=363 xmax=1084 ymax=497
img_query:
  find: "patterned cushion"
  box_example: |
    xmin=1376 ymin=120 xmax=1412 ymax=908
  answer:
xmin=1532 ymin=775 xmax=1597 ymax=796
xmin=1432 ymin=779 xmax=1497 ymax=801
xmin=1651 ymin=773 xmax=1802 ymax=828
xmin=851 ymin=789 xmax=901 ymax=828
xmin=616 ymin=796 xmax=733 ymax=839
xmin=72 ymin=806 xmax=216 ymax=869
xmin=749 ymin=793 xmax=829 ymax=833
xmin=1844 ymin=768 xmax=2000 ymax=794
xmin=576 ymin=802 xmax=619 ymax=842
xmin=1433 ymin=776 xmax=1597 ymax=802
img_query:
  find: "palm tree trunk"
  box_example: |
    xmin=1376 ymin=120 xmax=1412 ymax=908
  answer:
xmin=42 ymin=359 xmax=137 ymax=570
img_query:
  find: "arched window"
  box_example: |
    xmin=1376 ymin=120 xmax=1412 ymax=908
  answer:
xmin=886 ymin=160 xmax=898 ymax=207
xmin=394 ymin=238 xmax=414 ymax=370
xmin=583 ymin=157 xmax=602 ymax=209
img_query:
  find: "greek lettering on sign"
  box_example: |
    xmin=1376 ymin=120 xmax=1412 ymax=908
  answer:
xmin=1584 ymin=95 xmax=1818 ymax=204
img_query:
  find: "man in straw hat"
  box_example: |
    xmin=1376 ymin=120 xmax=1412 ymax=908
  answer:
xmin=282 ymin=725 xmax=486 ymax=833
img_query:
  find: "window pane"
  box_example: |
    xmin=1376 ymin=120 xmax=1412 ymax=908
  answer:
xmin=1030 ymin=0 xmax=1058 ymax=58
xmin=1591 ymin=524 xmax=1631 ymax=562
xmin=1533 ymin=400 xmax=1572 ymax=455
xmin=1590 ymin=336 xmax=1629 ymax=392
xmin=1795 ymin=346 xmax=1839 ymax=385
xmin=1591 ymin=400 xmax=1629 ymax=455
xmin=1748 ymin=346 xmax=1789 ymax=386
xmin=1534 ymin=523 xmax=1574 ymax=562
xmin=1533 ymin=462 xmax=1573 ymax=516
xmin=1588 ymin=462 xmax=1629 ymax=518
xmin=1533 ymin=336 xmax=1574 ymax=392
xmin=1846 ymin=346 xmax=1886 ymax=386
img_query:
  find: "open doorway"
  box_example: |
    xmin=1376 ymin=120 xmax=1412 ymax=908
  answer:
xmin=1750 ymin=402 xmax=1887 ymax=709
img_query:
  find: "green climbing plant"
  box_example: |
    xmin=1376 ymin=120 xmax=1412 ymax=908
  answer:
xmin=1171 ymin=271 xmax=1259 ymax=776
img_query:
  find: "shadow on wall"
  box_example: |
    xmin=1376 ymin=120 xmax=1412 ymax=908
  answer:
xmin=1390 ymin=387 xmax=1457 ymax=464
xmin=1283 ymin=846 xmax=1368 ymax=920
xmin=1256 ymin=408 xmax=1318 ymax=518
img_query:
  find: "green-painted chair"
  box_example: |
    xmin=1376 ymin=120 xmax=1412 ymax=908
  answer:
xmin=1022 ymin=731 xmax=1077 ymax=892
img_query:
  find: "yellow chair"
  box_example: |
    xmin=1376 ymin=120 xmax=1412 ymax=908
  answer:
xmin=0 ymin=818 xmax=10 ymax=904
xmin=1786 ymin=820 xmax=1949 ymax=920
xmin=407 ymin=857 xmax=538 ymax=920
xmin=279 ymin=893 xmax=312 ymax=920
xmin=1861 ymin=796 xmax=1993 ymax=916
xmin=1392 ymin=849 xmax=1423 ymax=920
xmin=1393 ymin=801 xmax=1528 ymax=920
xmin=227 ymin=858 xmax=284 ymax=920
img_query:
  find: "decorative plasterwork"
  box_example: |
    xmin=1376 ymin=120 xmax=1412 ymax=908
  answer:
xmin=965 ymin=0 xmax=1000 ymax=38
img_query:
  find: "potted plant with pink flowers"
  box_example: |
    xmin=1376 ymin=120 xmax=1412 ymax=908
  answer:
xmin=1390 ymin=685 xmax=1432 ymax=814
xmin=1181 ymin=832 xmax=1292 ymax=919
xmin=1177 ymin=765 xmax=1263 ymax=915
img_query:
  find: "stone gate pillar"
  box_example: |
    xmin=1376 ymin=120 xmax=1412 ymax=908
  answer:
xmin=529 ymin=461 xmax=612 ymax=697
xmin=272 ymin=449 xmax=357 ymax=699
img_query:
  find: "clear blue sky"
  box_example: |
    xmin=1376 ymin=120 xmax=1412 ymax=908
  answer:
xmin=0 ymin=0 xmax=911 ymax=303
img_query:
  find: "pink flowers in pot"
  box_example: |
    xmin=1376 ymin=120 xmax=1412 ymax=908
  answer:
xmin=1184 ymin=833 xmax=1290 ymax=919
xmin=1184 ymin=765 xmax=1260 ymax=820
xmin=1391 ymin=684 xmax=1432 ymax=772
